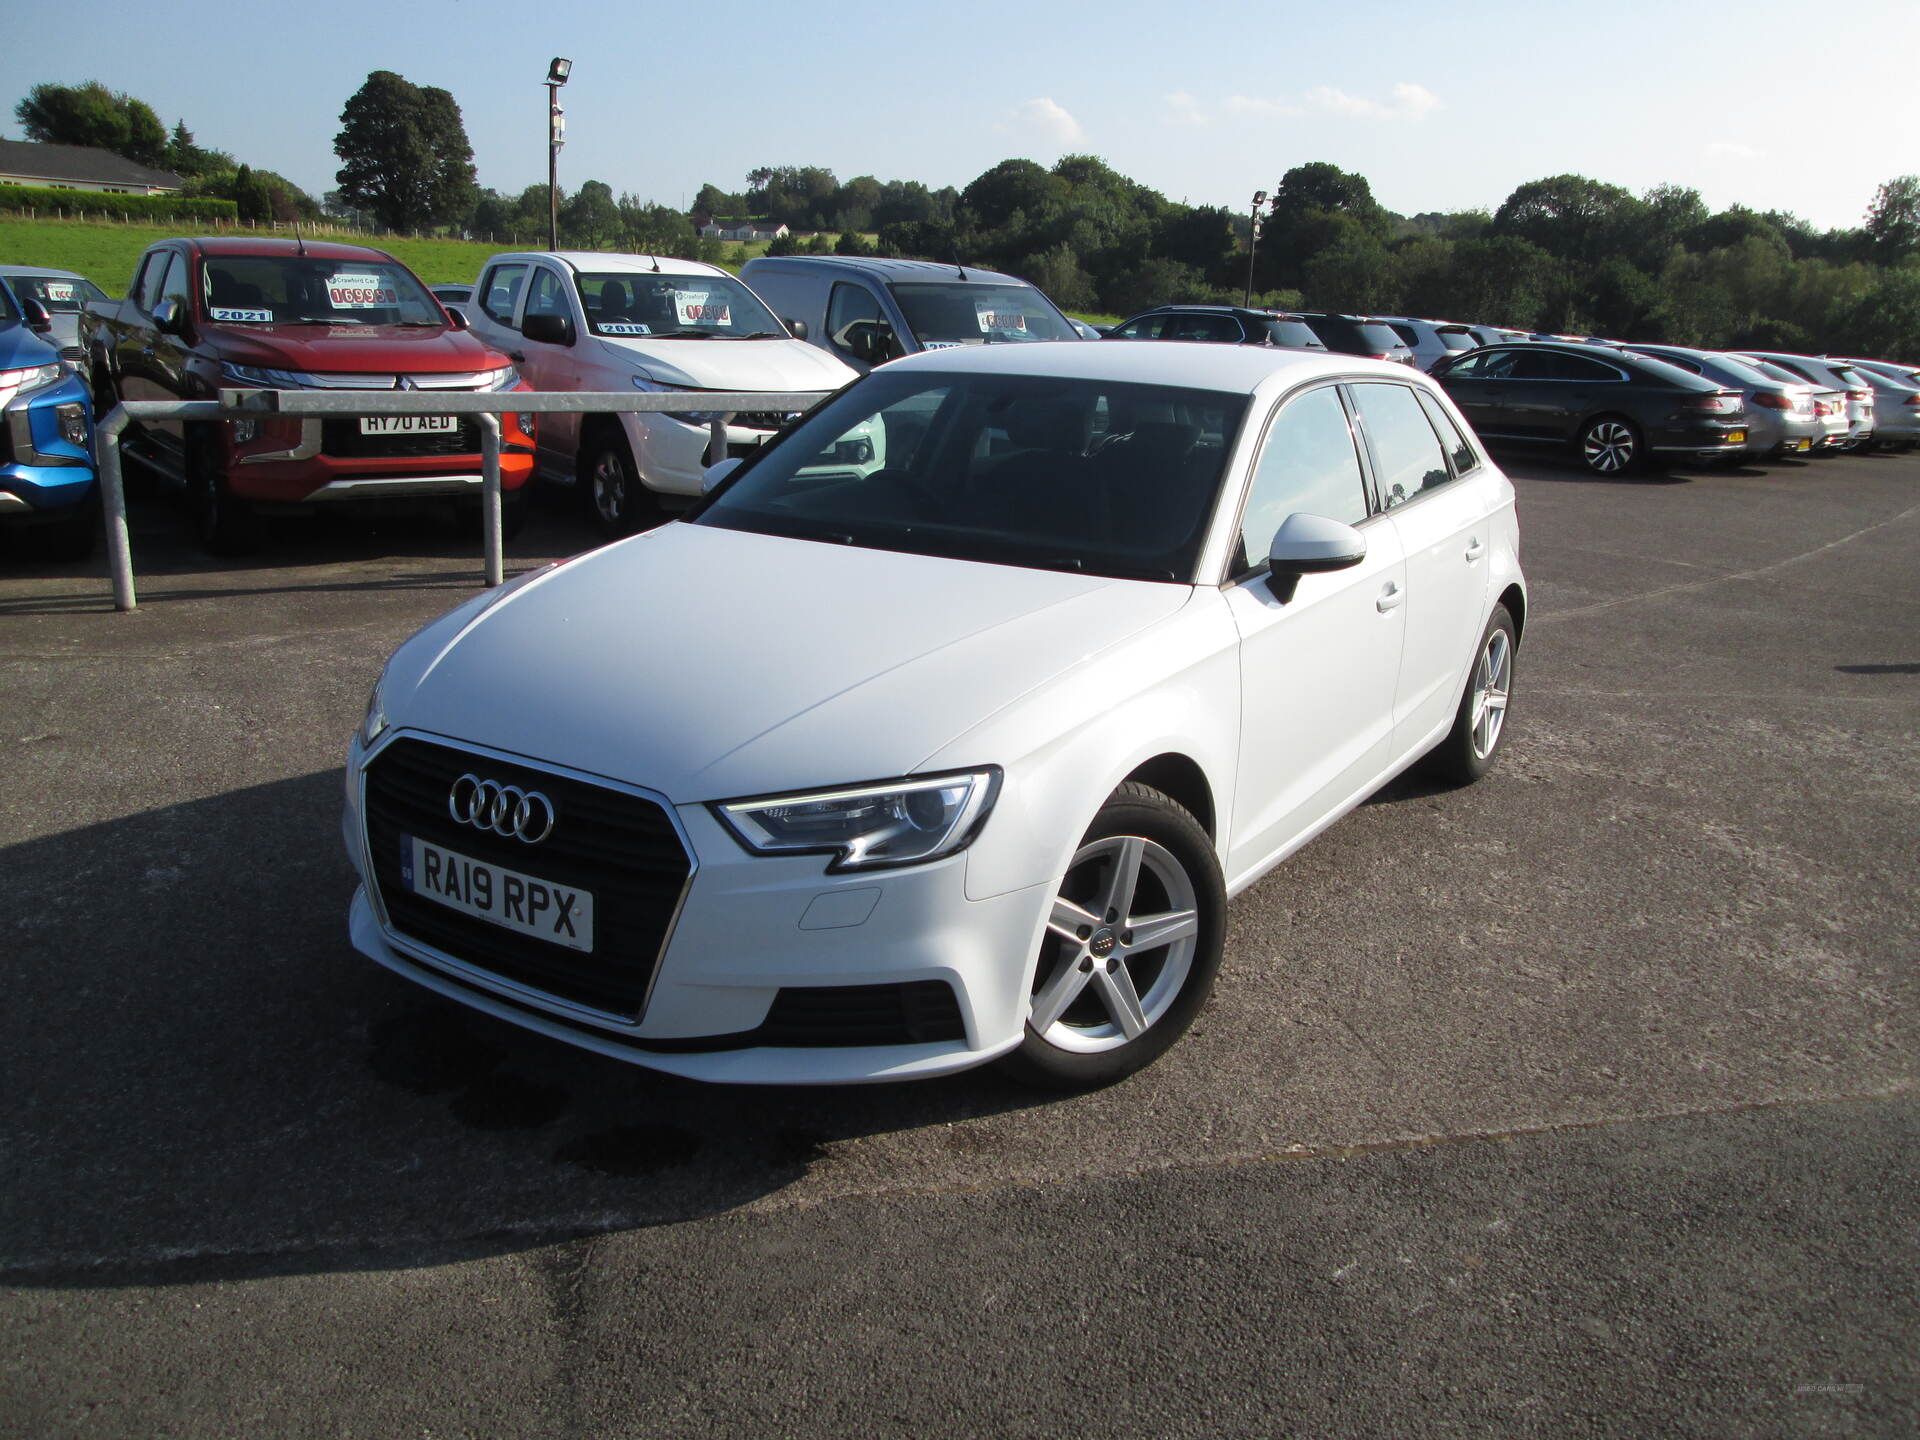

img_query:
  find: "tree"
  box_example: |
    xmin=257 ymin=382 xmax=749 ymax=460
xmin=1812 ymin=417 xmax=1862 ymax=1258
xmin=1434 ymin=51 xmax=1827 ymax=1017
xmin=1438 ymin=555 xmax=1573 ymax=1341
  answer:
xmin=692 ymin=182 xmax=732 ymax=221
xmin=1865 ymin=175 xmax=1920 ymax=265
xmin=334 ymin=70 xmax=476 ymax=232
xmin=560 ymin=179 xmax=620 ymax=247
xmin=15 ymin=81 xmax=168 ymax=166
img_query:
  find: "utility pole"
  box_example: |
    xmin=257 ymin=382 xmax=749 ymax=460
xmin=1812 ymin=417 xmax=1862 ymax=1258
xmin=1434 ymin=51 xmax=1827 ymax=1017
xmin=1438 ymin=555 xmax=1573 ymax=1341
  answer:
xmin=546 ymin=57 xmax=571 ymax=249
xmin=1244 ymin=190 xmax=1268 ymax=308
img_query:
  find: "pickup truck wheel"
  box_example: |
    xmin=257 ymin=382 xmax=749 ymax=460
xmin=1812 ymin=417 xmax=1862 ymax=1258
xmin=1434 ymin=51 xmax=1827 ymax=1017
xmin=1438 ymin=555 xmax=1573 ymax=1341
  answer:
xmin=581 ymin=429 xmax=656 ymax=538
xmin=188 ymin=430 xmax=262 ymax=556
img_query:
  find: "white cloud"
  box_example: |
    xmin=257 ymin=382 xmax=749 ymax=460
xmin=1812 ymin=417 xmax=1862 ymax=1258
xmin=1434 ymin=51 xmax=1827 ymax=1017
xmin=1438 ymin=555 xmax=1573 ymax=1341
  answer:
xmin=1707 ymin=140 xmax=1761 ymax=161
xmin=1165 ymin=91 xmax=1210 ymax=127
xmin=1307 ymin=83 xmax=1443 ymax=122
xmin=1221 ymin=94 xmax=1305 ymax=118
xmin=997 ymin=97 xmax=1085 ymax=146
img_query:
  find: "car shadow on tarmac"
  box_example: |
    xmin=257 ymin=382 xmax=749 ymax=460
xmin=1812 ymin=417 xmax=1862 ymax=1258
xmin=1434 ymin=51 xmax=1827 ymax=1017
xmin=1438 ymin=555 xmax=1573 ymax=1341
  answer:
xmin=1 ymin=770 xmax=1046 ymax=1290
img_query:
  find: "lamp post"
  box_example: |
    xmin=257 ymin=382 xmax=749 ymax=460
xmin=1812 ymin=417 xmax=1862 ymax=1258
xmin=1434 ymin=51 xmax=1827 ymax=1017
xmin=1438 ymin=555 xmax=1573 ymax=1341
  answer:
xmin=546 ymin=57 xmax=571 ymax=249
xmin=1243 ymin=190 xmax=1267 ymax=308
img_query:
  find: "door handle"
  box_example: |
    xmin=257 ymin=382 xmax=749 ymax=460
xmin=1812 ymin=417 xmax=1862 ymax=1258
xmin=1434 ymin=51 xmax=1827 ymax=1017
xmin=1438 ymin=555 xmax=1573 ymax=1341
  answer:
xmin=1465 ymin=538 xmax=1485 ymax=562
xmin=1376 ymin=582 xmax=1405 ymax=614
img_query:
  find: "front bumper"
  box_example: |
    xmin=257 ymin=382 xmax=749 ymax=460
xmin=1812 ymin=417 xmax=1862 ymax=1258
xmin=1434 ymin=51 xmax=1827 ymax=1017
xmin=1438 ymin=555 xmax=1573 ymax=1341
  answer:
xmin=342 ymin=732 xmax=1044 ymax=1084
xmin=224 ymin=415 xmax=535 ymax=503
xmin=0 ymin=370 xmax=95 ymax=516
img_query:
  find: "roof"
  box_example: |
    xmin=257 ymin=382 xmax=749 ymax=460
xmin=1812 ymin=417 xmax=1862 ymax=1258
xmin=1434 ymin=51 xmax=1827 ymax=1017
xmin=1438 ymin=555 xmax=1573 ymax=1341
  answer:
xmin=743 ymin=255 xmax=1028 ymax=286
xmin=182 ymin=236 xmax=401 ymax=262
xmin=487 ymin=251 xmax=727 ymax=278
xmin=0 ymin=264 xmax=87 ymax=281
xmin=0 ymin=140 xmax=184 ymax=190
xmin=882 ymin=334 xmax=1421 ymax=396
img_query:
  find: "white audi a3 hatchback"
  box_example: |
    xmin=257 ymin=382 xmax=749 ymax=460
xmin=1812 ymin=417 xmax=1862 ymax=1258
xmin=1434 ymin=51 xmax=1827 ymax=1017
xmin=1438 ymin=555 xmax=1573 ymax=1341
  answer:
xmin=344 ymin=342 xmax=1525 ymax=1087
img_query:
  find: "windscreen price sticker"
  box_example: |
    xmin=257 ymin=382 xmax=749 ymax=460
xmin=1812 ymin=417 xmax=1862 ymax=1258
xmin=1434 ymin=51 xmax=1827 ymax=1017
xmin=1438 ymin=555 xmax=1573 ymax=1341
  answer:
xmin=45 ymin=282 xmax=76 ymax=302
xmin=327 ymin=273 xmax=399 ymax=308
xmin=976 ymin=304 xmax=1028 ymax=333
xmin=673 ymin=292 xmax=730 ymax=327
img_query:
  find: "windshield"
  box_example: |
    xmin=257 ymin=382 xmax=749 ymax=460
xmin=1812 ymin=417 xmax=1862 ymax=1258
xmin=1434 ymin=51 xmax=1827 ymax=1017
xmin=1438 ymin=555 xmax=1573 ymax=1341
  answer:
xmin=889 ymin=283 xmax=1076 ymax=348
xmin=200 ymin=255 xmax=442 ymax=325
xmin=573 ymin=271 xmax=783 ymax=339
xmin=697 ymin=370 xmax=1248 ymax=582
xmin=3 ymin=273 xmax=106 ymax=312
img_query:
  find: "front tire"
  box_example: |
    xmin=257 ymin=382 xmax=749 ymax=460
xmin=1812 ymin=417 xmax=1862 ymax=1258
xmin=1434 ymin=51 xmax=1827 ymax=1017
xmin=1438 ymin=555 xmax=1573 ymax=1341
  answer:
xmin=997 ymin=783 xmax=1225 ymax=1091
xmin=188 ymin=427 xmax=261 ymax=557
xmin=1423 ymin=604 xmax=1517 ymax=786
xmin=581 ymin=428 xmax=656 ymax=538
xmin=1579 ymin=416 xmax=1643 ymax=476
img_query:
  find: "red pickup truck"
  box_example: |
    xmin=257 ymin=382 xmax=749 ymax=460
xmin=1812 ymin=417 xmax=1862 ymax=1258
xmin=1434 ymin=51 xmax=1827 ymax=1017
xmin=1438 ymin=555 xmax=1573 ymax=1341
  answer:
xmin=87 ymin=237 xmax=534 ymax=554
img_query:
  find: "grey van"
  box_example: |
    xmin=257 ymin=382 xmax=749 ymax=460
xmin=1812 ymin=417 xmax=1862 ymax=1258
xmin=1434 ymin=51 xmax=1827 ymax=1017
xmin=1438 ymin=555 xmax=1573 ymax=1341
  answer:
xmin=739 ymin=256 xmax=1080 ymax=373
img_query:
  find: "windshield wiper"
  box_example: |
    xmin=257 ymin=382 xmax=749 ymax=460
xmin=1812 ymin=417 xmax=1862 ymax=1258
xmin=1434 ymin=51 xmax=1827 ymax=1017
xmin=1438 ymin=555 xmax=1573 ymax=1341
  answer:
xmin=652 ymin=329 xmax=716 ymax=339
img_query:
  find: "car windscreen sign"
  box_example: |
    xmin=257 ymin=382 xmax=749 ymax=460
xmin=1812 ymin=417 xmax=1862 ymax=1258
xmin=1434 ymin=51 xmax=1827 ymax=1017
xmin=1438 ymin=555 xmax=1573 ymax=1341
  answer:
xmin=598 ymin=322 xmax=651 ymax=336
xmin=44 ymin=281 xmax=76 ymax=303
xmin=327 ymin=273 xmax=399 ymax=308
xmin=210 ymin=307 xmax=275 ymax=323
xmin=672 ymin=291 xmax=730 ymax=328
xmin=976 ymin=302 xmax=1028 ymax=334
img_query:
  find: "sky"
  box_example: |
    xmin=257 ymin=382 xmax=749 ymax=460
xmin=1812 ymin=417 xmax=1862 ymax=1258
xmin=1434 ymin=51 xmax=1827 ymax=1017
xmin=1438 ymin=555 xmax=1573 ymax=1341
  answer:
xmin=4 ymin=0 xmax=1916 ymax=232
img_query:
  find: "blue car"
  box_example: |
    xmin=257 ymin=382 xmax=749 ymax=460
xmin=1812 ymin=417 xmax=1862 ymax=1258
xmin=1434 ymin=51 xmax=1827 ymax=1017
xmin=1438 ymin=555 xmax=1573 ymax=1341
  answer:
xmin=0 ymin=277 xmax=96 ymax=560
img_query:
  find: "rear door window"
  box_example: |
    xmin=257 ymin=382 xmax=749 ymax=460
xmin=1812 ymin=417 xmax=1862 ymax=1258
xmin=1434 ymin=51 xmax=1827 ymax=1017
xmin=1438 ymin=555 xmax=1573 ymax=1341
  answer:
xmin=1350 ymin=382 xmax=1450 ymax=508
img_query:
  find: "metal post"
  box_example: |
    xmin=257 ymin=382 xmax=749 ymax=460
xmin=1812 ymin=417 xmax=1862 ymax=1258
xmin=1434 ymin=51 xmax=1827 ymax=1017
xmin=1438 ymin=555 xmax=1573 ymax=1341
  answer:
xmin=478 ymin=412 xmax=503 ymax=588
xmin=95 ymin=406 xmax=137 ymax=612
xmin=1244 ymin=190 xmax=1268 ymax=309
xmin=547 ymin=82 xmax=560 ymax=250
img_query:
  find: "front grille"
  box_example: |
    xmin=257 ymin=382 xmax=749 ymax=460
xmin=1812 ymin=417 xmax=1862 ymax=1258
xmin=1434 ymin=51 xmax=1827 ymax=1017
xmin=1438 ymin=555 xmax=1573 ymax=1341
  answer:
xmin=322 ymin=417 xmax=481 ymax=459
xmin=730 ymin=410 xmax=800 ymax=432
xmin=363 ymin=737 xmax=692 ymax=1018
xmin=756 ymin=982 xmax=965 ymax=1046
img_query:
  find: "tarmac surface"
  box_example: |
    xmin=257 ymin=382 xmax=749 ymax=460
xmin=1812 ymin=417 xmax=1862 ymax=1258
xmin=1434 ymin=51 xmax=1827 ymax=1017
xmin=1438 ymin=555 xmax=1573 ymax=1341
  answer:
xmin=2 ymin=449 xmax=1914 ymax=1437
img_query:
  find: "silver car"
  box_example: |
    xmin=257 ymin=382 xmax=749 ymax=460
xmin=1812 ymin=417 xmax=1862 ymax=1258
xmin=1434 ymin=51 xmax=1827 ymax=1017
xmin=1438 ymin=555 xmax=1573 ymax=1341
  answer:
xmin=0 ymin=265 xmax=108 ymax=371
xmin=1625 ymin=344 xmax=1825 ymax=459
xmin=1738 ymin=352 xmax=1875 ymax=450
xmin=1371 ymin=316 xmax=1480 ymax=372
xmin=1841 ymin=365 xmax=1920 ymax=449
xmin=1835 ymin=356 xmax=1920 ymax=388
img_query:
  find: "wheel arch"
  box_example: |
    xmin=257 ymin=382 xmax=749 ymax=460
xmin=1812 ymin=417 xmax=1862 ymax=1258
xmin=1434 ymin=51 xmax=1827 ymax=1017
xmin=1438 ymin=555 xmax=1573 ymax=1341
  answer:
xmin=1123 ymin=752 xmax=1216 ymax=842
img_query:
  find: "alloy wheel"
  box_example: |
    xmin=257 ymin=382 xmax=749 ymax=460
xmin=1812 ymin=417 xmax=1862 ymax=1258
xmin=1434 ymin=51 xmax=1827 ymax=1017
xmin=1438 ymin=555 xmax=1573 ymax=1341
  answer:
xmin=1029 ymin=834 xmax=1200 ymax=1053
xmin=591 ymin=449 xmax=629 ymax=527
xmin=1470 ymin=627 xmax=1512 ymax=759
xmin=1583 ymin=420 xmax=1637 ymax=473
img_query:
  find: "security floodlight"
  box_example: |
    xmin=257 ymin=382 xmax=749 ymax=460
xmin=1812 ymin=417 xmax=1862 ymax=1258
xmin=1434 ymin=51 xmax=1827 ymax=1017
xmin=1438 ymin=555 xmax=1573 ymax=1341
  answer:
xmin=545 ymin=61 xmax=574 ymax=247
xmin=548 ymin=57 xmax=572 ymax=84
xmin=1253 ymin=190 xmax=1267 ymax=207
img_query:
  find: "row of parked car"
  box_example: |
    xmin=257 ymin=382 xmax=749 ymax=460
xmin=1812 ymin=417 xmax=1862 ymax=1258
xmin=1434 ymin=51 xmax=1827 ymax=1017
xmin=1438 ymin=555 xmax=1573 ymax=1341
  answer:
xmin=2 ymin=240 xmax=1915 ymax=562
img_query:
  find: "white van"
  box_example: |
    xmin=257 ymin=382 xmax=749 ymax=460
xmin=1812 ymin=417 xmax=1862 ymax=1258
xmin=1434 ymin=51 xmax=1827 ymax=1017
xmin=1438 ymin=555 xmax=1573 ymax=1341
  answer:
xmin=466 ymin=252 xmax=860 ymax=534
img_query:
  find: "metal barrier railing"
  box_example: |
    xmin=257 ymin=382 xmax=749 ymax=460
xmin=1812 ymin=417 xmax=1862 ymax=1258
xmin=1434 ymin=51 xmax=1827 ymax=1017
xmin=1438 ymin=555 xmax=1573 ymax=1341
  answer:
xmin=94 ymin=388 xmax=833 ymax=612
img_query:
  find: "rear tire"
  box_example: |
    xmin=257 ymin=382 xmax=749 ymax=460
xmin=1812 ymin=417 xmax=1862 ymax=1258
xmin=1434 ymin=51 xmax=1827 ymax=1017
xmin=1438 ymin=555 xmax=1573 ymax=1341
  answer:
xmin=1422 ymin=604 xmax=1518 ymax=786
xmin=1579 ymin=416 xmax=1643 ymax=476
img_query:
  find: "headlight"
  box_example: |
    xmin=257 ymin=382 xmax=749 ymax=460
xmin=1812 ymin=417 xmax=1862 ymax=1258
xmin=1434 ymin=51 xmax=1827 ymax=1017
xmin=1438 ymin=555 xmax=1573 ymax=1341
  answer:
xmin=714 ymin=769 xmax=1000 ymax=871
xmin=482 ymin=365 xmax=521 ymax=391
xmin=359 ymin=675 xmax=387 ymax=748
xmin=633 ymin=376 xmax=727 ymax=426
xmin=220 ymin=363 xmax=309 ymax=389
xmin=0 ymin=363 xmax=64 ymax=396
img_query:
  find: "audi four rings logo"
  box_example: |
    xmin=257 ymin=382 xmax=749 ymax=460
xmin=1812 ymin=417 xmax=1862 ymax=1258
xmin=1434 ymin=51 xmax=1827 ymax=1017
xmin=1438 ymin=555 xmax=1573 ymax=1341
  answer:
xmin=448 ymin=774 xmax=556 ymax=844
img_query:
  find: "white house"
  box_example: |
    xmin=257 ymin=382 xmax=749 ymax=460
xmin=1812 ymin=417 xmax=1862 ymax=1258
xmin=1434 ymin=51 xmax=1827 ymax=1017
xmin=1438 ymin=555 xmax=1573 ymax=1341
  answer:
xmin=697 ymin=219 xmax=791 ymax=243
xmin=0 ymin=140 xmax=184 ymax=195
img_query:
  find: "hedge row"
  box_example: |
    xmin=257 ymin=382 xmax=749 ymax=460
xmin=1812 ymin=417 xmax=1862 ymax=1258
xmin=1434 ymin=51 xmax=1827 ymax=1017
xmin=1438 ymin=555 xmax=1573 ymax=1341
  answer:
xmin=0 ymin=185 xmax=239 ymax=221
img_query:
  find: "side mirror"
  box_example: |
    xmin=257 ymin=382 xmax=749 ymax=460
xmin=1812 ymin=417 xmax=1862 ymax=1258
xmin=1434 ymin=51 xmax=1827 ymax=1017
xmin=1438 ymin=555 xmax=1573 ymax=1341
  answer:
xmin=445 ymin=307 xmax=471 ymax=331
xmin=702 ymin=456 xmax=744 ymax=493
xmin=22 ymin=299 xmax=53 ymax=334
xmin=521 ymin=312 xmax=573 ymax=346
xmin=1265 ymin=512 xmax=1367 ymax=603
xmin=782 ymin=317 xmax=808 ymax=341
xmin=151 ymin=297 xmax=186 ymax=336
